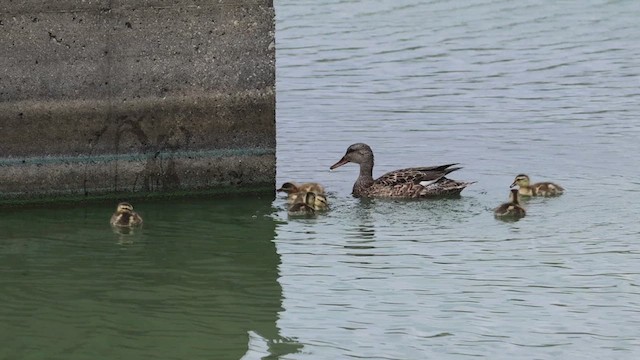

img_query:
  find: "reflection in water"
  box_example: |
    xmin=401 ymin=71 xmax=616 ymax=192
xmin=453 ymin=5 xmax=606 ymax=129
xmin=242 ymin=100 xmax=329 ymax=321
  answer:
xmin=111 ymin=225 xmax=140 ymax=245
xmin=0 ymin=197 xmax=301 ymax=359
xmin=351 ymin=198 xmax=376 ymax=240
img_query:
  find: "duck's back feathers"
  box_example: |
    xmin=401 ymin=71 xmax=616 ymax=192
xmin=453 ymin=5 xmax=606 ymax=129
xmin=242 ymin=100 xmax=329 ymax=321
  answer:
xmin=287 ymin=191 xmax=328 ymax=216
xmin=287 ymin=202 xmax=316 ymax=216
xmin=110 ymin=211 xmax=143 ymax=227
xmin=494 ymin=203 xmax=526 ymax=219
xmin=532 ymin=182 xmax=564 ymax=196
xmin=375 ymin=163 xmax=460 ymax=187
xmin=494 ymin=189 xmax=526 ymax=219
xmin=419 ymin=177 xmax=476 ymax=197
xmin=297 ymin=182 xmax=325 ymax=194
xmin=278 ymin=182 xmax=326 ymax=203
xmin=358 ymin=164 xmax=472 ymax=198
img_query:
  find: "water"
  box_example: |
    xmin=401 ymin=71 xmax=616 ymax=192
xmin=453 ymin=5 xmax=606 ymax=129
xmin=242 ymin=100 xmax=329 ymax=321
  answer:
xmin=2 ymin=0 xmax=640 ymax=358
xmin=0 ymin=198 xmax=302 ymax=359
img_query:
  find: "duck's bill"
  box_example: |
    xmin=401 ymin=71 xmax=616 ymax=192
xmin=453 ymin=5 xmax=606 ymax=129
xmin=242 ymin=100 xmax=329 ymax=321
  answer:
xmin=330 ymin=157 xmax=350 ymax=170
xmin=509 ymin=182 xmax=517 ymax=188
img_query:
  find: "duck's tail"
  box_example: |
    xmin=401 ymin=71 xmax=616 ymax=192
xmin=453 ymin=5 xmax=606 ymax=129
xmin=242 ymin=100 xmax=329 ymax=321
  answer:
xmin=421 ymin=178 xmax=476 ymax=197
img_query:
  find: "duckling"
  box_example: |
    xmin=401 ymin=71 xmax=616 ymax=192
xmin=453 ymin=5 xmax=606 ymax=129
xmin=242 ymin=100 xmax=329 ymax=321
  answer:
xmin=277 ymin=182 xmax=326 ymax=203
xmin=510 ymin=174 xmax=564 ymax=197
xmin=287 ymin=191 xmax=329 ymax=216
xmin=110 ymin=202 xmax=143 ymax=227
xmin=308 ymin=191 xmax=329 ymax=211
xmin=494 ymin=189 xmax=526 ymax=219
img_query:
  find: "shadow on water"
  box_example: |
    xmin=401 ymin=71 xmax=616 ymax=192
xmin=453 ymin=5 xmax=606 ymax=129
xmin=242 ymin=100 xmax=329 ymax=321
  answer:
xmin=0 ymin=196 xmax=301 ymax=359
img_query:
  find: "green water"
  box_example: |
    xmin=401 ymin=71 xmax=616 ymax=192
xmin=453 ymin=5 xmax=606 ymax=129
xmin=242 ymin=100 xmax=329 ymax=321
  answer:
xmin=0 ymin=197 xmax=300 ymax=359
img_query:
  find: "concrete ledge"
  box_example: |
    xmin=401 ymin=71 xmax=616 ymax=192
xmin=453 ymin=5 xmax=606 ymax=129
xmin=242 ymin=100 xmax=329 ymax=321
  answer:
xmin=0 ymin=0 xmax=275 ymax=203
xmin=0 ymin=90 xmax=275 ymax=156
xmin=0 ymin=149 xmax=274 ymax=202
xmin=1 ymin=3 xmax=275 ymax=102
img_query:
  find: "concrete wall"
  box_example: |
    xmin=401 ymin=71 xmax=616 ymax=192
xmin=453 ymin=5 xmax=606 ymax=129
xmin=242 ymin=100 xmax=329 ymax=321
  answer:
xmin=0 ymin=0 xmax=275 ymax=204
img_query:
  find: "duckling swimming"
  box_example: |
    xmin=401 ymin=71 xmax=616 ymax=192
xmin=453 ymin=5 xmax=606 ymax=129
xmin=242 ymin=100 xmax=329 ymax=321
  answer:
xmin=510 ymin=174 xmax=564 ymax=197
xmin=110 ymin=202 xmax=143 ymax=227
xmin=494 ymin=189 xmax=526 ymax=219
xmin=277 ymin=182 xmax=326 ymax=203
xmin=308 ymin=191 xmax=329 ymax=211
xmin=287 ymin=191 xmax=329 ymax=216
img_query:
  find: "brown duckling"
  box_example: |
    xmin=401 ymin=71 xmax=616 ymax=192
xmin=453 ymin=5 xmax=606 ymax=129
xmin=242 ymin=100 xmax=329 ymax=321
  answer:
xmin=277 ymin=182 xmax=326 ymax=203
xmin=510 ymin=174 xmax=564 ymax=197
xmin=494 ymin=189 xmax=526 ymax=219
xmin=110 ymin=202 xmax=144 ymax=227
xmin=287 ymin=191 xmax=329 ymax=216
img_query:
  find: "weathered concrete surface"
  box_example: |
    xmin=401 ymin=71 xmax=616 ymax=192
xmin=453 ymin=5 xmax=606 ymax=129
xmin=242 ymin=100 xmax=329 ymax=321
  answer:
xmin=0 ymin=0 xmax=275 ymax=203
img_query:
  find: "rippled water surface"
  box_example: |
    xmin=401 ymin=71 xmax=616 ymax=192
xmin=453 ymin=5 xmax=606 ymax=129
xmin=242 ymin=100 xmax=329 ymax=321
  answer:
xmin=275 ymin=0 xmax=640 ymax=359
xmin=3 ymin=0 xmax=640 ymax=359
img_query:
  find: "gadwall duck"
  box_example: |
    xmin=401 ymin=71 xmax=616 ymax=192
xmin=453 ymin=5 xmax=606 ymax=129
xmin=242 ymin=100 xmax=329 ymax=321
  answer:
xmin=510 ymin=174 xmax=564 ymax=197
xmin=330 ymin=143 xmax=474 ymax=198
xmin=110 ymin=202 xmax=144 ymax=227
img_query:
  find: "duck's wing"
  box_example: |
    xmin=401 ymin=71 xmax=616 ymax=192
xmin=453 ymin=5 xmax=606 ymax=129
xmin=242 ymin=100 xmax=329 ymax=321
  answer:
xmin=534 ymin=182 xmax=564 ymax=193
xmin=132 ymin=213 xmax=144 ymax=225
xmin=374 ymin=163 xmax=461 ymax=187
xmin=299 ymin=182 xmax=325 ymax=194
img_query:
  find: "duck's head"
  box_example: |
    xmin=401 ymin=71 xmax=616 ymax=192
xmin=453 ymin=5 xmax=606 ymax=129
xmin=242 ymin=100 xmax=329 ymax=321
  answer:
xmin=510 ymin=174 xmax=530 ymax=188
xmin=509 ymin=188 xmax=520 ymax=204
xmin=116 ymin=202 xmax=134 ymax=213
xmin=277 ymin=182 xmax=299 ymax=194
xmin=330 ymin=143 xmax=373 ymax=169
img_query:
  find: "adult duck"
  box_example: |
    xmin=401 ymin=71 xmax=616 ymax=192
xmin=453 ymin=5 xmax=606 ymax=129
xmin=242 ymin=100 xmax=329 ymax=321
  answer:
xmin=329 ymin=143 xmax=473 ymax=198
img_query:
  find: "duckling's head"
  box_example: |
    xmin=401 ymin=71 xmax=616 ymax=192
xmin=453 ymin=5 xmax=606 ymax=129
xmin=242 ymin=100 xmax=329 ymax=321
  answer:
xmin=304 ymin=191 xmax=317 ymax=206
xmin=510 ymin=174 xmax=530 ymax=188
xmin=116 ymin=202 xmax=134 ymax=213
xmin=330 ymin=143 xmax=374 ymax=169
xmin=509 ymin=188 xmax=520 ymax=204
xmin=277 ymin=182 xmax=299 ymax=194
xmin=310 ymin=192 xmax=328 ymax=210
xmin=288 ymin=192 xmax=317 ymax=215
